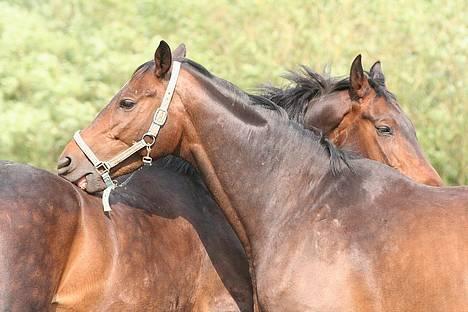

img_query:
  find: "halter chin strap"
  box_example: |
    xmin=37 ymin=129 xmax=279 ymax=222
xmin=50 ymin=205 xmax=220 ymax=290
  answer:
xmin=73 ymin=61 xmax=182 ymax=212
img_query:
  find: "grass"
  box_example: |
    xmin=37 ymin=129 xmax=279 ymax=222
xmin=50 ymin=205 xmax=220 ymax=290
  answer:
xmin=0 ymin=0 xmax=466 ymax=184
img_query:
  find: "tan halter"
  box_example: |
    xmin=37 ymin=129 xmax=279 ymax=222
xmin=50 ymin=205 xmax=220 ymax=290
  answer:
xmin=73 ymin=61 xmax=182 ymax=212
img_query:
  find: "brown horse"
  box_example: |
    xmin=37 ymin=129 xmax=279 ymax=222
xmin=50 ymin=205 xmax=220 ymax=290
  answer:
xmin=1 ymin=45 xmax=437 ymax=312
xmin=59 ymin=41 xmax=468 ymax=311
xmin=0 ymin=159 xmax=252 ymax=311
xmin=261 ymin=60 xmax=443 ymax=186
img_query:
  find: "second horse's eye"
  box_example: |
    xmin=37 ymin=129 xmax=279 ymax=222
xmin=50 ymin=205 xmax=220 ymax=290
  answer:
xmin=376 ymin=125 xmax=393 ymax=136
xmin=119 ymin=99 xmax=136 ymax=110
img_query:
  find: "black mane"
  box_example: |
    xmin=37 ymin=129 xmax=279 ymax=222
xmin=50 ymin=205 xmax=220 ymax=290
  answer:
xmin=155 ymin=155 xmax=197 ymax=176
xmin=182 ymin=59 xmax=352 ymax=175
xmin=132 ymin=61 xmax=153 ymax=76
xmin=260 ymin=65 xmax=396 ymax=123
xmin=259 ymin=66 xmax=349 ymax=123
xmin=183 ymin=59 xmax=286 ymax=114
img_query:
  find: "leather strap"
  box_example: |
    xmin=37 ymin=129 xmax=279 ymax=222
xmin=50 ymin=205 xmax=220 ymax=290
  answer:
xmin=73 ymin=131 xmax=102 ymax=168
xmin=72 ymin=61 xmax=182 ymax=212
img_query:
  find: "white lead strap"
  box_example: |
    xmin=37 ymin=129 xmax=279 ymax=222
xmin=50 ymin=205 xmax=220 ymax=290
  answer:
xmin=102 ymin=187 xmax=114 ymax=212
xmin=72 ymin=61 xmax=182 ymax=213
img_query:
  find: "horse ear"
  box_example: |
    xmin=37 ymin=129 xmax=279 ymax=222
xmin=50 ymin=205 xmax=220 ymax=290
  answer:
xmin=370 ymin=61 xmax=385 ymax=86
xmin=349 ymin=54 xmax=370 ymax=100
xmin=173 ymin=43 xmax=187 ymax=59
xmin=154 ymin=40 xmax=172 ymax=78
xmin=304 ymin=95 xmax=352 ymax=134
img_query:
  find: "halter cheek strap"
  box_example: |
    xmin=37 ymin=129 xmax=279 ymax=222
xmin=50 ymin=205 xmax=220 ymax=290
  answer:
xmin=73 ymin=61 xmax=182 ymax=212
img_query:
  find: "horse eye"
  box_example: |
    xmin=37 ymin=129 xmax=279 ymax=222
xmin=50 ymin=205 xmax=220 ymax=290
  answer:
xmin=376 ymin=125 xmax=393 ymax=136
xmin=119 ymin=99 xmax=136 ymax=110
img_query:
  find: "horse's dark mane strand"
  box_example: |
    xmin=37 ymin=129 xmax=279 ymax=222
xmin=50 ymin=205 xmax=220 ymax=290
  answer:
xmin=115 ymin=155 xmax=197 ymax=194
xmin=259 ymin=66 xmax=349 ymax=123
xmin=183 ymin=59 xmax=213 ymax=78
xmin=182 ymin=59 xmax=285 ymax=113
xmin=132 ymin=61 xmax=153 ymax=76
xmin=319 ymin=134 xmax=354 ymax=176
xmin=260 ymin=65 xmax=396 ymax=123
xmin=181 ymin=59 xmax=352 ymax=175
xmin=155 ymin=155 xmax=197 ymax=176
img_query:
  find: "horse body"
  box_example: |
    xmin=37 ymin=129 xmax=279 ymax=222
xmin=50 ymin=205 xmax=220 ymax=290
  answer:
xmin=4 ymin=55 xmax=446 ymax=311
xmin=171 ymin=65 xmax=467 ymax=311
xmin=253 ymin=162 xmax=467 ymax=311
xmin=183 ymin=80 xmax=468 ymax=310
xmin=0 ymin=160 xmax=252 ymax=311
xmin=59 ymin=43 xmax=467 ymax=311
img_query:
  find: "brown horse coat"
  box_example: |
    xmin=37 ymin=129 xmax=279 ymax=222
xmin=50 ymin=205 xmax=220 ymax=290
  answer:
xmin=59 ymin=42 xmax=468 ymax=311
xmin=0 ymin=160 xmax=252 ymax=311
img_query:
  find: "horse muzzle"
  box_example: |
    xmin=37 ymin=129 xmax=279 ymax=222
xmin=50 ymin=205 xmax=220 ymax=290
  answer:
xmin=57 ymin=155 xmax=106 ymax=193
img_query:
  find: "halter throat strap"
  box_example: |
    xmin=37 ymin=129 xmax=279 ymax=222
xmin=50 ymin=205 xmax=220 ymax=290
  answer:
xmin=72 ymin=61 xmax=182 ymax=212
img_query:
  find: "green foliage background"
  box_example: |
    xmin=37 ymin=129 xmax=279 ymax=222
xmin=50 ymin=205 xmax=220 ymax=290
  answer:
xmin=0 ymin=0 xmax=466 ymax=184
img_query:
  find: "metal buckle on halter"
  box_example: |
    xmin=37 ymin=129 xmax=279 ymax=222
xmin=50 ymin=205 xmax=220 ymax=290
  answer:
xmin=95 ymin=161 xmax=111 ymax=173
xmin=141 ymin=133 xmax=156 ymax=166
xmin=142 ymin=156 xmax=153 ymax=166
xmin=153 ymin=108 xmax=168 ymax=126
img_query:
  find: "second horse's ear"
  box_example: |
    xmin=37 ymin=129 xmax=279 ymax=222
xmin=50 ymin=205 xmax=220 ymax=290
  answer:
xmin=154 ymin=40 xmax=172 ymax=78
xmin=370 ymin=61 xmax=385 ymax=86
xmin=173 ymin=43 xmax=187 ymax=59
xmin=349 ymin=55 xmax=370 ymax=100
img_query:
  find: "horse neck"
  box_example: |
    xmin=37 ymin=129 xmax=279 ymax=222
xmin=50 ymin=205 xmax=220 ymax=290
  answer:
xmin=177 ymin=67 xmax=331 ymax=260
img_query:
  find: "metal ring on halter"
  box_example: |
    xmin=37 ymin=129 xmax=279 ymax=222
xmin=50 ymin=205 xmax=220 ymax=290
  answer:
xmin=142 ymin=133 xmax=157 ymax=147
xmin=95 ymin=161 xmax=111 ymax=173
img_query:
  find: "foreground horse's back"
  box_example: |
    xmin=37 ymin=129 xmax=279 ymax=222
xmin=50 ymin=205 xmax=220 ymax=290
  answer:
xmin=256 ymin=162 xmax=467 ymax=311
xmin=374 ymin=182 xmax=468 ymax=311
xmin=302 ymin=163 xmax=468 ymax=311
xmin=0 ymin=161 xmax=80 ymax=310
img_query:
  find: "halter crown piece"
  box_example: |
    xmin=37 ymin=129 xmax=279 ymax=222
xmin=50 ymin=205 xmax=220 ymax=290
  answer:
xmin=73 ymin=61 xmax=182 ymax=213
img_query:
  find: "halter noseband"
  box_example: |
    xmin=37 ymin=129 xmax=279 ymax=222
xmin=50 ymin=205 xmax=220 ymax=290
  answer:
xmin=73 ymin=61 xmax=182 ymax=212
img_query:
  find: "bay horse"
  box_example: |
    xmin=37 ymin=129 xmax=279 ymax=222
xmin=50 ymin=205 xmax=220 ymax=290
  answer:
xmin=0 ymin=159 xmax=252 ymax=311
xmin=260 ymin=61 xmax=443 ymax=186
xmin=59 ymin=41 xmax=468 ymax=311
xmin=0 ymin=45 xmax=439 ymax=312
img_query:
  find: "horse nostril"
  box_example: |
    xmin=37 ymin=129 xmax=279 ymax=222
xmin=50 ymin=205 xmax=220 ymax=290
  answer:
xmin=57 ymin=157 xmax=72 ymax=175
xmin=57 ymin=157 xmax=71 ymax=169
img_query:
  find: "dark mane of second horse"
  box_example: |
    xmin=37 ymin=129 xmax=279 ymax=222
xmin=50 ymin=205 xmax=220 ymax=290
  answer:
xmin=259 ymin=66 xmax=396 ymax=123
xmin=132 ymin=59 xmax=353 ymax=176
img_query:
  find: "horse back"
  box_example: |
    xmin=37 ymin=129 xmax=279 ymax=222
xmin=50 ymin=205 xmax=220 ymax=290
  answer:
xmin=0 ymin=161 xmax=81 ymax=310
xmin=322 ymin=169 xmax=468 ymax=311
xmin=258 ymin=164 xmax=467 ymax=311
